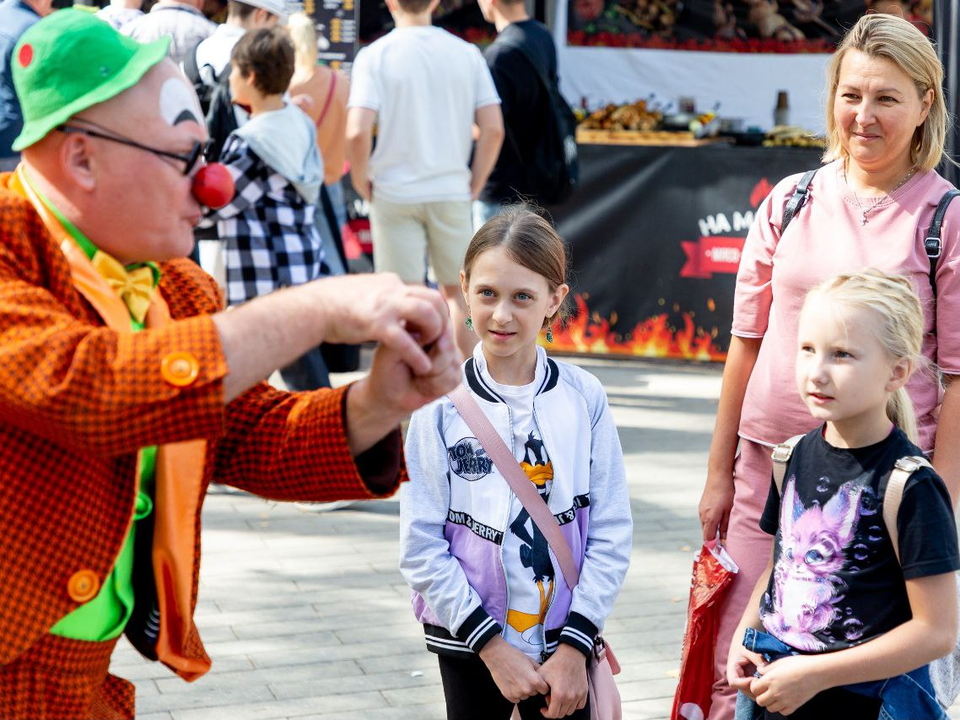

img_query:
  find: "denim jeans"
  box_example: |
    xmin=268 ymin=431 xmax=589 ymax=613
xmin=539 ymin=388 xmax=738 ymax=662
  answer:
xmin=734 ymin=628 xmax=945 ymax=720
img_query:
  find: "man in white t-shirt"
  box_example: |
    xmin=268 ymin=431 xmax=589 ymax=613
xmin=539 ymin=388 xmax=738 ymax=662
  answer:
xmin=193 ymin=0 xmax=281 ymax=77
xmin=346 ymin=0 xmax=504 ymax=360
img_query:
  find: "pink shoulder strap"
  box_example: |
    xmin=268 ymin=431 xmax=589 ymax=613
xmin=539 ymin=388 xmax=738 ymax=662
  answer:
xmin=448 ymin=384 xmax=580 ymax=591
xmin=316 ymin=71 xmax=338 ymax=128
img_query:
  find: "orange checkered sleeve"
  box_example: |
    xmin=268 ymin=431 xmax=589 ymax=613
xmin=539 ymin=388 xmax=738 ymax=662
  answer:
xmin=213 ymin=382 xmax=406 ymax=501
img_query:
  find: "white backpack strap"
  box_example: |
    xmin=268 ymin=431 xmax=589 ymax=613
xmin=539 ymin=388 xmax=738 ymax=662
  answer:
xmin=883 ymin=455 xmax=932 ymax=564
xmin=770 ymin=435 xmax=805 ymax=494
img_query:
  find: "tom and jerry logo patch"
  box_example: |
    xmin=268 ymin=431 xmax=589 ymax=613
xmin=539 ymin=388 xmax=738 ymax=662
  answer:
xmin=447 ymin=438 xmax=492 ymax=481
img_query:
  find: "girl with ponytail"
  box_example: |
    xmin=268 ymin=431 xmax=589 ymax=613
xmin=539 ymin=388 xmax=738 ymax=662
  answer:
xmin=726 ymin=271 xmax=960 ymax=718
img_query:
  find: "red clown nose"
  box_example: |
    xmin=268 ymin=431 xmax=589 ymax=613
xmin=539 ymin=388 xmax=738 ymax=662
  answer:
xmin=192 ymin=163 xmax=235 ymax=209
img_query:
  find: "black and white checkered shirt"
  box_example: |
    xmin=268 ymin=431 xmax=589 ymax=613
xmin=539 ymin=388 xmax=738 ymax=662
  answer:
xmin=202 ymin=134 xmax=324 ymax=306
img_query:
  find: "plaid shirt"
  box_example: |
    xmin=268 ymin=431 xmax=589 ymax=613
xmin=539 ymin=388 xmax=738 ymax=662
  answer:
xmin=202 ymin=134 xmax=324 ymax=307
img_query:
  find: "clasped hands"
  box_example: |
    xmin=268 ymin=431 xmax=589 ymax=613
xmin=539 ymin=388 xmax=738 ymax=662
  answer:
xmin=728 ymin=644 xmax=824 ymax=716
xmin=480 ymin=636 xmax=589 ymax=719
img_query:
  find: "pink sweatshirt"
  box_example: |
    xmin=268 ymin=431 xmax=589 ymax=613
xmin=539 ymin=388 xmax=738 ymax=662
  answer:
xmin=733 ymin=160 xmax=960 ymax=452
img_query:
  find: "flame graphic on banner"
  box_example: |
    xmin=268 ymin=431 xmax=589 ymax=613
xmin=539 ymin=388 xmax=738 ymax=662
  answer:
xmin=546 ymin=295 xmax=727 ymax=362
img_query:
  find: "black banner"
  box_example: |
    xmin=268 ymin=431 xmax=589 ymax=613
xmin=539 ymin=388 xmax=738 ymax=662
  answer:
xmin=306 ymin=0 xmax=359 ymax=70
xmin=547 ymin=143 xmax=823 ymax=361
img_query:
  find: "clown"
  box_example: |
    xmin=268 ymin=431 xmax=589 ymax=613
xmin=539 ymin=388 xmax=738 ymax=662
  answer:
xmin=0 ymin=11 xmax=461 ymax=718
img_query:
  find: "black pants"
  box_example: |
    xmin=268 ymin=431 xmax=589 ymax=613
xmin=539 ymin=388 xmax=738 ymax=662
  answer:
xmin=437 ymin=653 xmax=590 ymax=720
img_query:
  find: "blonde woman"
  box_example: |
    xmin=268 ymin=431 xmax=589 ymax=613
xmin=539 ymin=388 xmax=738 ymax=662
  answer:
xmin=698 ymin=13 xmax=960 ymax=719
xmin=287 ymin=13 xmax=351 ymax=273
xmin=287 ymin=13 xmax=349 ymax=188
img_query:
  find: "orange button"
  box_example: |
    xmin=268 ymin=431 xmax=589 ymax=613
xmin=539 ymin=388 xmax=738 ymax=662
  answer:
xmin=67 ymin=569 xmax=100 ymax=603
xmin=161 ymin=351 xmax=200 ymax=387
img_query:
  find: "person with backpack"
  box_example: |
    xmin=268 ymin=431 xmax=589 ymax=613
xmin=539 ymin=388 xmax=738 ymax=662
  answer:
xmin=473 ymin=0 xmax=578 ymax=228
xmin=345 ymin=0 xmax=504 ymax=362
xmin=183 ymin=0 xmax=282 ymax=279
xmin=696 ymin=14 xmax=960 ymax=720
xmin=197 ymin=28 xmax=328 ymax=391
xmin=727 ymin=271 xmax=959 ymax=719
xmin=120 ymin=0 xmax=215 ymax=67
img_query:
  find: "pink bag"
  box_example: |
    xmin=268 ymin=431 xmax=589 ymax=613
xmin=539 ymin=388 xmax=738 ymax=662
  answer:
xmin=449 ymin=385 xmax=623 ymax=720
xmin=589 ymin=637 xmax=622 ymax=720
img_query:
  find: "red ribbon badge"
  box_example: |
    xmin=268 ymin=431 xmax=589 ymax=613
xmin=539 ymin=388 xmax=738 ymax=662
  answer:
xmin=680 ymin=237 xmax=745 ymax=279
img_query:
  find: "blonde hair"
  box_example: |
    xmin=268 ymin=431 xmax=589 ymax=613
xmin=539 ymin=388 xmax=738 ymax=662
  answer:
xmin=805 ymin=271 xmax=927 ymax=444
xmin=286 ymin=13 xmax=318 ymax=70
xmin=823 ymin=13 xmax=948 ymax=172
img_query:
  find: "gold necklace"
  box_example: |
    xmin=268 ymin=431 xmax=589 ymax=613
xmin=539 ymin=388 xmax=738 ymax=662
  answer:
xmin=846 ymin=168 xmax=917 ymax=226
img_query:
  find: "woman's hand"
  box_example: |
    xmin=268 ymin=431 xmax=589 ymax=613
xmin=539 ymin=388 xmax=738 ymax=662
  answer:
xmin=751 ymin=654 xmax=824 ymax=716
xmin=537 ymin=644 xmax=589 ymax=718
xmin=478 ymin=636 xmax=550 ymax=704
xmin=699 ymin=469 xmax=735 ymax=541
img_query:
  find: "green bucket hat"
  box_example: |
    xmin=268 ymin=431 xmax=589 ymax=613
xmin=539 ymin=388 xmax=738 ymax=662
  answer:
xmin=11 ymin=10 xmax=170 ymax=151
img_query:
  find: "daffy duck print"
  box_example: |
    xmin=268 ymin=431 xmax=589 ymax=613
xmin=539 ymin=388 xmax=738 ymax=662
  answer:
xmin=504 ymin=431 xmax=556 ymax=656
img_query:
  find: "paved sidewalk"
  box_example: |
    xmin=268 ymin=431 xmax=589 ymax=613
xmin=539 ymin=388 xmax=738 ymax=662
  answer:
xmin=109 ymin=356 xmax=960 ymax=720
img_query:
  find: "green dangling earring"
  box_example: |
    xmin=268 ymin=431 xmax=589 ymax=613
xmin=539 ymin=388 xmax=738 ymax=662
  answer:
xmin=545 ymin=327 xmax=554 ymax=344
xmin=465 ymin=317 xmax=473 ymax=330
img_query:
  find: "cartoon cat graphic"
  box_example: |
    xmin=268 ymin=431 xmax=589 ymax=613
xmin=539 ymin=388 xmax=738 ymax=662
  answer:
xmin=762 ymin=478 xmax=862 ymax=651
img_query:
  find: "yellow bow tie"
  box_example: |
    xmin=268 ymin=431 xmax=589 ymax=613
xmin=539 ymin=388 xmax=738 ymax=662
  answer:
xmin=91 ymin=252 xmax=156 ymax=324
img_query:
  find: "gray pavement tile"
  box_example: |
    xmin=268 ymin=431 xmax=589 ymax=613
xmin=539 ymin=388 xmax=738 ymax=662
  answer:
xmin=381 ymin=683 xmax=446 ymax=707
xmin=199 ymin=631 xmax=342 ymax=658
xmin=269 ymin=667 xmax=438 ymax=701
xmin=247 ymin=638 xmax=422 ymax=669
xmin=333 ymin=622 xmax=423 ymax=645
xmin=617 ymin=677 xmax=684 ymax=702
xmin=189 ymin=604 xmax=321 ymax=629
xmin=137 ymin=684 xmax=275 ymax=714
xmin=621 ymin=699 xmax=671 ymax=720
xmin=136 ymin=714 xmax=174 ymax=720
xmin=290 ymin=703 xmax=447 ymax=720
xmin=155 ymin=661 xmax=364 ymax=694
xmin=354 ymin=652 xmax=440 ymax=675
xmin=171 ymin=691 xmax=388 ymax=720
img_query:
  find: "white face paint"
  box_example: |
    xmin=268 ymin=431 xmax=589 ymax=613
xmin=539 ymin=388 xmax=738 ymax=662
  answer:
xmin=159 ymin=77 xmax=203 ymax=127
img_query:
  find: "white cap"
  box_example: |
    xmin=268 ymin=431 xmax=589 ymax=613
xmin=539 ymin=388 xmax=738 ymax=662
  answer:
xmin=237 ymin=0 xmax=286 ymax=18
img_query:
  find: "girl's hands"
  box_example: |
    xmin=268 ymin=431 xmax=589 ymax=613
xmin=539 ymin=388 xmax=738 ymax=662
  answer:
xmin=751 ymin=654 xmax=824 ymax=715
xmin=726 ymin=643 xmax=766 ymax=696
xmin=699 ymin=470 xmax=735 ymax=541
xmin=537 ymin=644 xmax=588 ymax=718
xmin=478 ymin=636 xmax=550 ymax=704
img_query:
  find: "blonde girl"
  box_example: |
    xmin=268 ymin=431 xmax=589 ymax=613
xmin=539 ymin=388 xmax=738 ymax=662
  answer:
xmin=728 ymin=272 xmax=959 ymax=719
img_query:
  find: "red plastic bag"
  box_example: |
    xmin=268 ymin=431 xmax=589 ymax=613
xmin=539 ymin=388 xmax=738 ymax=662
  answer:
xmin=671 ymin=539 xmax=739 ymax=720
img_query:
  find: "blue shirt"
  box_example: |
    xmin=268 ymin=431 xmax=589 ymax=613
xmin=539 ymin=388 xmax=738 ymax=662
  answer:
xmin=0 ymin=0 xmax=41 ymax=159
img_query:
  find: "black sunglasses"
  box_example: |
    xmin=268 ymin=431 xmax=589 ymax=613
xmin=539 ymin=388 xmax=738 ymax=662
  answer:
xmin=57 ymin=125 xmax=213 ymax=176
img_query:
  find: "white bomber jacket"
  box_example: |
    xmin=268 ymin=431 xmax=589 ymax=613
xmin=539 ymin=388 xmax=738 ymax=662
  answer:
xmin=399 ymin=345 xmax=633 ymax=659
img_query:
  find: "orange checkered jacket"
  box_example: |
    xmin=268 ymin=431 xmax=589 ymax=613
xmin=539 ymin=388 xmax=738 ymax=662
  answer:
xmin=0 ymin=184 xmax=404 ymax=674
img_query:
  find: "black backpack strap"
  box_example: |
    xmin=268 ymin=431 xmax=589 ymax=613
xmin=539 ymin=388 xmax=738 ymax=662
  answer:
xmin=182 ymin=38 xmax=204 ymax=85
xmin=495 ymin=34 xmax=555 ymax=92
xmin=215 ymin=61 xmax=232 ymax=85
xmin=924 ymin=189 xmax=960 ymax=299
xmin=780 ymin=169 xmax=818 ymax=235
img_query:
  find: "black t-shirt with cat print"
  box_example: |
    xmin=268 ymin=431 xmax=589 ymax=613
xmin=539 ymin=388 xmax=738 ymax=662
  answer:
xmin=759 ymin=426 xmax=959 ymax=653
